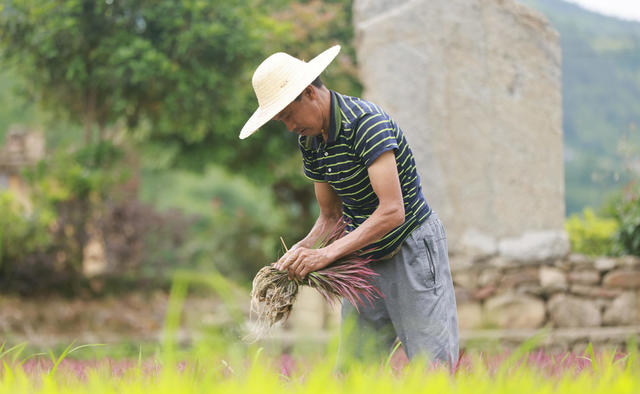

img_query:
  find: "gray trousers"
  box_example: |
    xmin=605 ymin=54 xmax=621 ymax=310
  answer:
xmin=338 ymin=213 xmax=459 ymax=366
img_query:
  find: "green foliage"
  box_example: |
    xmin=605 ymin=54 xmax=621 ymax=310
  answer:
xmin=0 ymin=143 xmax=134 ymax=294
xmin=603 ymin=184 xmax=640 ymax=256
xmin=25 ymin=142 xmax=129 ymax=204
xmin=0 ymin=0 xmax=361 ymax=292
xmin=565 ymin=208 xmax=618 ymax=256
xmin=140 ymin=166 xmax=289 ymax=283
xmin=0 ymin=0 xmax=298 ymax=170
xmin=0 ymin=191 xmax=52 ymax=277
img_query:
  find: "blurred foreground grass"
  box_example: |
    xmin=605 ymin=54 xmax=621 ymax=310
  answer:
xmin=1 ymin=343 xmax=639 ymax=394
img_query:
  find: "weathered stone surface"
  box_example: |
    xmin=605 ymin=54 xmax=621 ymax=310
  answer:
xmin=484 ymin=293 xmax=545 ymax=329
xmin=567 ymin=270 xmax=601 ymax=285
xmin=354 ymin=0 xmax=564 ymax=252
xmin=487 ymin=256 xmax=521 ymax=268
xmin=478 ymin=268 xmax=502 ymax=288
xmin=617 ymin=255 xmax=640 ymax=269
xmin=516 ymin=285 xmax=545 ymax=297
xmin=498 ymin=231 xmax=570 ymax=263
xmin=449 ymin=255 xmax=474 ymax=272
xmin=548 ymin=295 xmax=601 ymax=327
xmin=539 ymin=266 xmax=567 ymax=291
xmin=457 ymin=302 xmax=484 ymax=330
xmin=570 ymin=285 xmax=623 ymax=299
xmin=594 ymin=257 xmax=617 ymax=272
xmin=568 ymin=254 xmax=593 ymax=266
xmin=452 ymin=271 xmax=477 ymax=290
xmin=554 ymin=258 xmax=572 ymax=271
xmin=455 ymin=286 xmax=473 ymax=304
xmin=501 ymin=268 xmax=539 ymax=288
xmin=603 ymin=270 xmax=640 ymax=288
xmin=473 ymin=286 xmax=497 ymax=301
xmin=603 ymin=292 xmax=637 ymax=326
xmin=459 ymin=229 xmax=498 ymax=259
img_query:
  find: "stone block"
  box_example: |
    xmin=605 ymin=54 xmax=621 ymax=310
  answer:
xmin=603 ymin=270 xmax=640 ymax=288
xmin=459 ymin=229 xmax=498 ymax=259
xmin=539 ymin=266 xmax=567 ymax=291
xmin=568 ymin=254 xmax=593 ymax=266
xmin=567 ymin=270 xmax=601 ymax=286
xmin=478 ymin=268 xmax=502 ymax=287
xmin=501 ymin=267 xmax=539 ymax=288
xmin=453 ymin=271 xmax=477 ymax=290
xmin=473 ymin=285 xmax=497 ymax=301
xmin=547 ymin=294 xmax=601 ymax=327
xmin=449 ymin=255 xmax=474 ymax=272
xmin=498 ymin=231 xmax=570 ymax=263
xmin=457 ymin=302 xmax=484 ymax=330
xmin=594 ymin=257 xmax=617 ymax=272
xmin=603 ymin=292 xmax=637 ymax=326
xmin=618 ymin=255 xmax=640 ymax=269
xmin=484 ymin=293 xmax=546 ymax=329
xmin=569 ymin=285 xmax=623 ymax=299
xmin=455 ymin=286 xmax=473 ymax=304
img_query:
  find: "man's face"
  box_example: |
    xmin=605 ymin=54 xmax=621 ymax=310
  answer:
xmin=273 ymin=87 xmax=324 ymax=137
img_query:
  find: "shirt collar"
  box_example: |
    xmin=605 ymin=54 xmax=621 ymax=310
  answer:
xmin=310 ymin=90 xmax=342 ymax=150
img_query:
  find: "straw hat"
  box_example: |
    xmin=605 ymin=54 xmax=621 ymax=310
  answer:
xmin=239 ymin=45 xmax=341 ymax=139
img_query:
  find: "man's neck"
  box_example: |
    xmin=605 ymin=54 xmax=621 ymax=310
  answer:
xmin=317 ymin=86 xmax=331 ymax=142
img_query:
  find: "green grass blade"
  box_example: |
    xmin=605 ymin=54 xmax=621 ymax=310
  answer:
xmin=0 ymin=342 xmax=27 ymax=362
xmin=68 ymin=343 xmax=106 ymax=355
xmin=626 ymin=335 xmax=638 ymax=373
xmin=49 ymin=341 xmax=76 ymax=375
xmin=584 ymin=342 xmax=597 ymax=372
xmin=138 ymin=344 xmax=143 ymax=373
xmin=17 ymin=352 xmax=47 ymax=368
xmin=499 ymin=327 xmax=549 ymax=374
xmin=385 ymin=340 xmax=403 ymax=370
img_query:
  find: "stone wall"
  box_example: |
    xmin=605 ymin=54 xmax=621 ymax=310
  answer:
xmin=452 ymin=253 xmax=640 ymax=330
xmin=353 ymin=0 xmax=565 ymax=254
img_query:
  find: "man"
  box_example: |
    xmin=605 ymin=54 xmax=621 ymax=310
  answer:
xmin=240 ymin=45 xmax=459 ymax=366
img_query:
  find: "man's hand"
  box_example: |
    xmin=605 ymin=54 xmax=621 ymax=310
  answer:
xmin=274 ymin=246 xmax=333 ymax=281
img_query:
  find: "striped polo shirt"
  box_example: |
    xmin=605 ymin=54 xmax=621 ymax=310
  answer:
xmin=298 ymin=90 xmax=432 ymax=260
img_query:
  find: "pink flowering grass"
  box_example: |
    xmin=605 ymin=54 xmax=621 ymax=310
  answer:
xmin=2 ymin=348 xmax=632 ymax=381
xmin=248 ymin=219 xmax=382 ymax=339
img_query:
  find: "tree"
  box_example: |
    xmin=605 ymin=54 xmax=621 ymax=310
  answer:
xmin=0 ymin=0 xmax=363 ymax=287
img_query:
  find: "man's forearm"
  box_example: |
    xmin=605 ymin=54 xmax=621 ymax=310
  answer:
xmin=295 ymin=212 xmax=342 ymax=250
xmin=323 ymin=202 xmax=404 ymax=262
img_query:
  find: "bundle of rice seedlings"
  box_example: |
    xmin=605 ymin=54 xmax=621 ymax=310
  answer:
xmin=247 ymin=220 xmax=382 ymax=340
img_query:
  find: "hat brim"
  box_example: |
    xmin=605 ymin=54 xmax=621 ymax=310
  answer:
xmin=239 ymin=45 xmax=341 ymax=140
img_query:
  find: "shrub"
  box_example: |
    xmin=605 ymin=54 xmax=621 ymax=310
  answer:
xmin=0 ymin=191 xmax=52 ymax=284
xmin=140 ymin=165 xmax=290 ymax=284
xmin=605 ymin=184 xmax=640 ymax=256
xmin=565 ymin=208 xmax=618 ymax=256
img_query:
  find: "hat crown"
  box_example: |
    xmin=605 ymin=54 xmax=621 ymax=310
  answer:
xmin=252 ymin=52 xmax=307 ymax=109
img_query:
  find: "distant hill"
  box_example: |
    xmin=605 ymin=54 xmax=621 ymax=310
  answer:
xmin=517 ymin=0 xmax=640 ymax=214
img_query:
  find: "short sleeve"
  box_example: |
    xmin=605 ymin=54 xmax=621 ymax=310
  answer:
xmin=297 ymin=137 xmax=325 ymax=182
xmin=353 ymin=113 xmax=399 ymax=167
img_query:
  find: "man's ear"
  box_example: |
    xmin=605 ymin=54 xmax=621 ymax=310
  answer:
xmin=304 ymin=85 xmax=315 ymax=99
